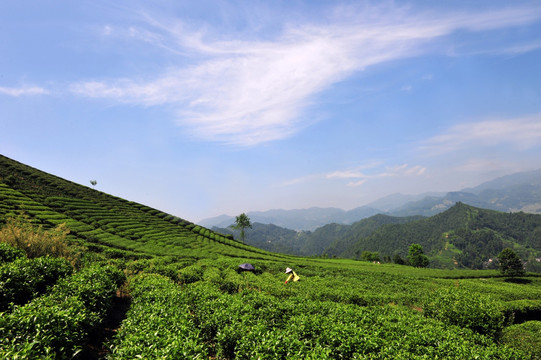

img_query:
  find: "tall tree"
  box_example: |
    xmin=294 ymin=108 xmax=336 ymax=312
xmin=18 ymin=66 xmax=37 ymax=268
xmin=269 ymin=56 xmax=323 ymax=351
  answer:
xmin=231 ymin=213 xmax=252 ymax=243
xmin=408 ymin=243 xmax=429 ymax=268
xmin=497 ymin=248 xmax=525 ymax=277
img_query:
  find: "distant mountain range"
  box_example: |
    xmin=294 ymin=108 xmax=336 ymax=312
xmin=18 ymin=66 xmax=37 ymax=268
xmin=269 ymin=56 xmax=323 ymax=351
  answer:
xmin=215 ymin=203 xmax=541 ymax=271
xmin=201 ymin=206 xmax=383 ymax=231
xmin=200 ymin=168 xmax=541 ymax=230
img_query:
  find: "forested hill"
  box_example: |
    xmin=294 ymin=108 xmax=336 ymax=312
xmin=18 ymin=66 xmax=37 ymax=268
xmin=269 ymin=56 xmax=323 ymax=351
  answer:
xmin=217 ymin=203 xmax=541 ymax=271
xmin=214 ymin=214 xmax=424 ymax=256
xmin=0 ymin=154 xmax=289 ymax=260
xmin=343 ymin=202 xmax=541 ymax=270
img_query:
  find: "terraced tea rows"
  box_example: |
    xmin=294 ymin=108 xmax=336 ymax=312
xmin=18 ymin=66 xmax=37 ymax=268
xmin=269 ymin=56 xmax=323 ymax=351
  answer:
xmin=0 ymin=155 xmax=290 ymax=260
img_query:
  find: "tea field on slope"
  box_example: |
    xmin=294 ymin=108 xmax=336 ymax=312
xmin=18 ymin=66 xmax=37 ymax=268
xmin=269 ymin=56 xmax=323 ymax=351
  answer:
xmin=1 ymin=153 xmax=541 ymax=359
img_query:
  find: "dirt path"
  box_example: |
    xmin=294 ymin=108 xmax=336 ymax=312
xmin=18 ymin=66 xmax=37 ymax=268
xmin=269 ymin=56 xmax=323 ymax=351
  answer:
xmin=75 ymin=292 xmax=131 ymax=359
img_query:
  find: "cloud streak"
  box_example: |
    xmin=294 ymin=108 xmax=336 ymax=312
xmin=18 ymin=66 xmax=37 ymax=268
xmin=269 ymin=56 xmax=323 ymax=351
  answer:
xmin=0 ymin=85 xmax=49 ymax=97
xmin=420 ymin=113 xmax=541 ymax=155
xmin=70 ymin=3 xmax=541 ymax=146
xmin=328 ymin=164 xmax=427 ymax=187
xmin=284 ymin=163 xmax=426 ymax=188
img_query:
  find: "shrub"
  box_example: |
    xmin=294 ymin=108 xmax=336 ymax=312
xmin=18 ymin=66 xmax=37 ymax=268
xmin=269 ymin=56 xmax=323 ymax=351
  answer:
xmin=0 ymin=264 xmax=125 ymax=358
xmin=393 ymin=253 xmax=406 ymax=265
xmin=361 ymin=251 xmax=381 ymax=262
xmin=0 ymin=242 xmax=25 ymax=263
xmin=0 ymin=256 xmax=73 ymax=310
xmin=408 ymin=243 xmax=429 ymax=268
xmin=52 ymin=264 xmax=125 ymax=316
xmin=178 ymin=264 xmax=203 ymax=284
xmin=500 ymin=321 xmax=541 ymax=358
xmin=0 ymin=295 xmax=90 ymax=357
xmin=0 ymin=214 xmax=74 ymax=261
xmin=423 ymin=286 xmax=505 ymax=338
xmin=109 ymin=274 xmax=208 ymax=359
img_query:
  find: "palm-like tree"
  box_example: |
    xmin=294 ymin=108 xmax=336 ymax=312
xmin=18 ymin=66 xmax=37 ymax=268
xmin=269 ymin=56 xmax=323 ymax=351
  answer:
xmin=231 ymin=213 xmax=252 ymax=243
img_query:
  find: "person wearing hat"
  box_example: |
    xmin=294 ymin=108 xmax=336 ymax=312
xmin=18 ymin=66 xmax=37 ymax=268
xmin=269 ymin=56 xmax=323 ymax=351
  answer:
xmin=284 ymin=267 xmax=300 ymax=284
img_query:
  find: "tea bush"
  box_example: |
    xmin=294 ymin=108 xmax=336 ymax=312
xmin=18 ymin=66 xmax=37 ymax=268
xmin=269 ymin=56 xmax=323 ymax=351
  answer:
xmin=423 ymin=286 xmax=505 ymax=338
xmin=0 ymin=264 xmax=125 ymax=358
xmin=0 ymin=242 xmax=25 ymax=263
xmin=107 ymin=268 xmax=526 ymax=359
xmin=108 ymin=273 xmax=208 ymax=359
xmin=500 ymin=321 xmax=541 ymax=359
xmin=0 ymin=256 xmax=73 ymax=310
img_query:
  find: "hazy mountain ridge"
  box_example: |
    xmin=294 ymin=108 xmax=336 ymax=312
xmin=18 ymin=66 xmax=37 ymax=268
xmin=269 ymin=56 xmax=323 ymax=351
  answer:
xmin=215 ymin=203 xmax=541 ymax=271
xmin=201 ymin=168 xmax=541 ymax=230
xmin=202 ymin=206 xmax=381 ymax=231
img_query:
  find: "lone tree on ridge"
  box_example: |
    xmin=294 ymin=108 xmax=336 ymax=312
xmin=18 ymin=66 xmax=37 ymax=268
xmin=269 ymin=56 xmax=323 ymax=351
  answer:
xmin=231 ymin=213 xmax=252 ymax=244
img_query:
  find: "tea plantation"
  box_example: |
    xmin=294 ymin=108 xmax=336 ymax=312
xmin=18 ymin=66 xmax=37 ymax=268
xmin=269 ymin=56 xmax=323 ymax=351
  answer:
xmin=1 ymin=154 xmax=540 ymax=359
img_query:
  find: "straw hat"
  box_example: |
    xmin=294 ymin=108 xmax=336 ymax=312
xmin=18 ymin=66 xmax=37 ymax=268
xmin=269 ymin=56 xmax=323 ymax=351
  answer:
xmin=285 ymin=267 xmax=292 ymax=273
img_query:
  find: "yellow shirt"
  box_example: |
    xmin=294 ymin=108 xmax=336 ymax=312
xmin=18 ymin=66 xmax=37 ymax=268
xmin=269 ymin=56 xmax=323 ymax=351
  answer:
xmin=286 ymin=271 xmax=300 ymax=283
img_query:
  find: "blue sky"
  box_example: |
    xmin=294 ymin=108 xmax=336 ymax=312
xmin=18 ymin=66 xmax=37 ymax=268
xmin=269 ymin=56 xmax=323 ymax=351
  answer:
xmin=1 ymin=0 xmax=541 ymax=223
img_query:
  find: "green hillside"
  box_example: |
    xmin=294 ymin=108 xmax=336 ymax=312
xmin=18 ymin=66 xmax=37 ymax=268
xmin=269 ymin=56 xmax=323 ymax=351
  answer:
xmin=0 ymin=154 xmax=290 ymax=261
xmin=344 ymin=202 xmax=541 ymax=270
xmin=215 ymin=214 xmax=424 ymax=257
xmin=218 ymin=205 xmax=541 ymax=273
xmin=1 ymin=153 xmax=541 ymax=359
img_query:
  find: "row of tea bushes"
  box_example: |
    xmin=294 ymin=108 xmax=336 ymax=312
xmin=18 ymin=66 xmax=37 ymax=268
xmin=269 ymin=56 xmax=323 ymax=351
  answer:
xmin=2 ymin=155 xmax=290 ymax=261
xmin=0 ymin=264 xmax=125 ymax=359
xmin=109 ymin=271 xmax=526 ymax=359
xmin=108 ymin=273 xmax=208 ymax=359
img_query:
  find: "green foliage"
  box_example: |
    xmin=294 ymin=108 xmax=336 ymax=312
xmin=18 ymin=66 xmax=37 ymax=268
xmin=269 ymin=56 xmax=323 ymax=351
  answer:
xmin=0 ymin=256 xmax=73 ymax=310
xmin=408 ymin=243 xmax=429 ymax=268
xmin=392 ymin=253 xmax=406 ymax=265
xmin=500 ymin=321 xmax=541 ymax=359
xmin=178 ymin=264 xmax=203 ymax=284
xmin=346 ymin=203 xmax=541 ymax=269
xmin=231 ymin=213 xmax=252 ymax=243
xmin=0 ymin=155 xmax=278 ymax=261
xmin=107 ymin=273 xmax=526 ymax=359
xmin=0 ymin=242 xmax=25 ymax=263
xmin=108 ymin=273 xmax=208 ymax=359
xmin=360 ymin=250 xmax=381 ymax=262
xmin=0 ymin=264 xmax=125 ymax=358
xmin=423 ymin=286 xmax=505 ymax=338
xmin=498 ymin=248 xmax=525 ymax=277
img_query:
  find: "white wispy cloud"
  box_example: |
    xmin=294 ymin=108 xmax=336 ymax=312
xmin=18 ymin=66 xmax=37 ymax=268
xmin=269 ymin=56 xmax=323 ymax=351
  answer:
xmin=420 ymin=113 xmax=541 ymax=155
xmin=284 ymin=163 xmax=426 ymax=188
xmin=70 ymin=3 xmax=541 ymax=146
xmin=0 ymin=85 xmax=49 ymax=97
xmin=332 ymin=164 xmax=426 ymax=187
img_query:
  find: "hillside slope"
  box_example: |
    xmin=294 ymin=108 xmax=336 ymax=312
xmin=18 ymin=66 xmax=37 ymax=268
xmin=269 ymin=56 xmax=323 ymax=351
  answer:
xmin=345 ymin=202 xmax=541 ymax=269
xmin=215 ymin=214 xmax=425 ymax=257
xmin=0 ymin=154 xmax=289 ymax=261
